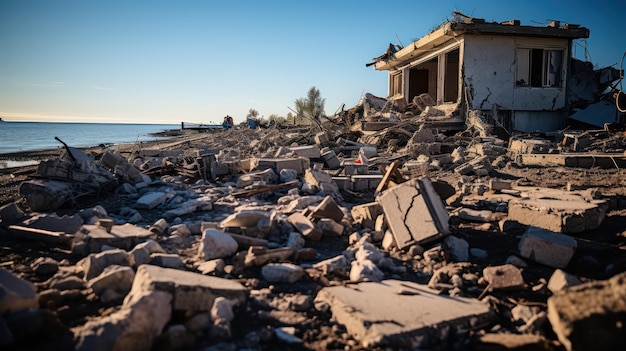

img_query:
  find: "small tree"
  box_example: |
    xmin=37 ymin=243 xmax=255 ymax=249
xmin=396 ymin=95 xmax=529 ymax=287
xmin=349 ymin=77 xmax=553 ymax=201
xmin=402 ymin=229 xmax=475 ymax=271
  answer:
xmin=247 ymin=108 xmax=259 ymax=119
xmin=294 ymin=86 xmax=325 ymax=122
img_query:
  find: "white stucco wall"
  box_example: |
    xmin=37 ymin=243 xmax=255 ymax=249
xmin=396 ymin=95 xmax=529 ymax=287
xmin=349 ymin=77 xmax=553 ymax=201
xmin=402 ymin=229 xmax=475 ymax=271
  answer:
xmin=463 ymin=35 xmax=569 ymax=111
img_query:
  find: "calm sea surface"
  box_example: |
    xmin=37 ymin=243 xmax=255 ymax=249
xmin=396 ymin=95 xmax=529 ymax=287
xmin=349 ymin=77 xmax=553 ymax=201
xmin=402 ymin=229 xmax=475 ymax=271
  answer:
xmin=0 ymin=121 xmax=179 ymax=154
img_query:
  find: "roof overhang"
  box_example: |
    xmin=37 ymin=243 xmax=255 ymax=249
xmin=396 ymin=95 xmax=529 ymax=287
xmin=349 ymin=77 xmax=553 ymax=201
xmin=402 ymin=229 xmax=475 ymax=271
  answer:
xmin=373 ymin=20 xmax=590 ymax=71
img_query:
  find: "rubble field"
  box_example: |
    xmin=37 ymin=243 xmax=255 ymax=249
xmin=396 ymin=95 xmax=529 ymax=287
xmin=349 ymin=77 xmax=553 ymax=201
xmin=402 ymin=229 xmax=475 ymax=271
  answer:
xmin=2 ymin=100 xmax=626 ymax=351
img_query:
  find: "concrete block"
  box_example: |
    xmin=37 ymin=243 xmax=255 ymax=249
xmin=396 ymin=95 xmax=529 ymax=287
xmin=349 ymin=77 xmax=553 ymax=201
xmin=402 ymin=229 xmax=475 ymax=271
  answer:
xmin=304 ymin=169 xmax=333 ymax=188
xmin=150 ymin=253 xmax=184 ymax=269
xmin=236 ymin=168 xmax=277 ymax=188
xmin=482 ymin=264 xmax=525 ymax=290
xmin=288 ymin=212 xmax=323 ymax=241
xmin=316 ymin=218 xmax=344 ymax=236
xmin=81 ymin=248 xmax=130 ymax=280
xmin=547 ymin=269 xmax=582 ymax=294
xmin=198 ymin=229 xmax=239 ymax=260
xmin=261 ymin=263 xmax=304 ymax=283
xmin=321 ymin=150 xmax=341 ymax=169
xmin=309 ymin=195 xmax=344 ymax=223
xmin=377 ymin=177 xmax=449 ymax=249
xmin=343 ymin=162 xmax=369 ymax=176
xmin=350 ymin=202 xmax=382 ymax=229
xmin=518 ymin=227 xmax=577 ymax=269
xmin=87 ymin=265 xmax=135 ymax=296
xmin=443 ymin=236 xmax=469 ymax=262
xmin=0 ymin=268 xmax=38 ymax=315
xmin=314 ymin=132 xmax=329 ymax=145
xmin=315 ymin=279 xmax=494 ymax=348
xmin=135 ymin=192 xmax=168 ymax=210
xmin=350 ymin=174 xmax=383 ymax=191
xmin=548 ymin=271 xmax=626 ymax=351
xmin=73 ymin=223 xmax=155 ymax=254
xmin=288 ymin=145 xmax=321 ymax=159
xmin=257 ymin=158 xmax=308 ymax=175
xmin=0 ymin=202 xmax=27 ymax=225
xmin=508 ymin=189 xmax=606 ymax=233
xmin=130 ymin=264 xmax=247 ymax=312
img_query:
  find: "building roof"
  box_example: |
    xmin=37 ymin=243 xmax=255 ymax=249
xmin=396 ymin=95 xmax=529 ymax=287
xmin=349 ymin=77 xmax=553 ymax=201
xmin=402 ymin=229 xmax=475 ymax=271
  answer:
xmin=369 ymin=16 xmax=590 ymax=71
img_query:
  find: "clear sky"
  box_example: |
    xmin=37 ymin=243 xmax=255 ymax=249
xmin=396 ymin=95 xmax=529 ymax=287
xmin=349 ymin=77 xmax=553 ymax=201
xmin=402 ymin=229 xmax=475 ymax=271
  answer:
xmin=0 ymin=0 xmax=624 ymax=124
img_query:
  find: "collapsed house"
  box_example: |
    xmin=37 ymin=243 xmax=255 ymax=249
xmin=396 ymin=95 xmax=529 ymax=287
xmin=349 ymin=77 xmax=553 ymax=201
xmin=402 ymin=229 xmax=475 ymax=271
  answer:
xmin=367 ymin=12 xmax=623 ymax=132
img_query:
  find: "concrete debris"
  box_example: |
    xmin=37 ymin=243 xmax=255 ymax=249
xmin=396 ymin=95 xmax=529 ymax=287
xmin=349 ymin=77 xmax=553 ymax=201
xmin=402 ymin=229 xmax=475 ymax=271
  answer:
xmin=518 ymin=226 xmax=577 ymax=269
xmin=377 ymin=177 xmax=449 ymax=249
xmin=2 ymin=54 xmax=626 ymax=349
xmin=315 ymin=279 xmax=494 ymax=348
xmin=548 ymin=271 xmax=626 ymax=351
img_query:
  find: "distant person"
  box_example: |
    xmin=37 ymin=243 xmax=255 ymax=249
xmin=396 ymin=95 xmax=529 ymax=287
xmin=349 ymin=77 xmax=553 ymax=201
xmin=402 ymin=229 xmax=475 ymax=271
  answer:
xmin=223 ymin=115 xmax=234 ymax=129
xmin=248 ymin=118 xmax=256 ymax=129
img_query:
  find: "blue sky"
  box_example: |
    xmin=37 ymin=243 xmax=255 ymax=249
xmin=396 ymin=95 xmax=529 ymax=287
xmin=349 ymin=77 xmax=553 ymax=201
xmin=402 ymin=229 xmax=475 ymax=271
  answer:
xmin=0 ymin=0 xmax=624 ymax=124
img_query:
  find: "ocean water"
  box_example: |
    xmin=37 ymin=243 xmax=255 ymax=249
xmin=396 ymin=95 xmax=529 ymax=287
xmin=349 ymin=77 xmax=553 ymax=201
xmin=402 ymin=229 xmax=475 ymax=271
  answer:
xmin=0 ymin=121 xmax=179 ymax=154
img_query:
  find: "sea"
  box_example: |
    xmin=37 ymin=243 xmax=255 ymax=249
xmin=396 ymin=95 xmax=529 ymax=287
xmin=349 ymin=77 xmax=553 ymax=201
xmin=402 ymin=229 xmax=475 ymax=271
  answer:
xmin=0 ymin=121 xmax=179 ymax=167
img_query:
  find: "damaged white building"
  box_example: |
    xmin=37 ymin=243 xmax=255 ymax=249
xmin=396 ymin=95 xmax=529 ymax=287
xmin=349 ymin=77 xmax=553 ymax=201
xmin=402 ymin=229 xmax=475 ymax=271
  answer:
xmin=368 ymin=15 xmax=596 ymax=132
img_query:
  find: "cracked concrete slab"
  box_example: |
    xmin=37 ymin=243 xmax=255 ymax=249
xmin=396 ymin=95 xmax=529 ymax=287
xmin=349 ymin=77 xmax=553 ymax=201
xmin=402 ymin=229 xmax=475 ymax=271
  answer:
xmin=315 ymin=279 xmax=494 ymax=349
xmin=377 ymin=177 xmax=449 ymax=249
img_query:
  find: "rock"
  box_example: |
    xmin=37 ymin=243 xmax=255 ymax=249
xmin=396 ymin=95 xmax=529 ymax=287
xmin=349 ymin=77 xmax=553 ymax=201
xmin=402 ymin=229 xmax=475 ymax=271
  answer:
xmin=444 ymin=235 xmax=469 ymax=262
xmin=315 ymin=218 xmax=344 ymax=236
xmin=74 ymin=290 xmax=173 ymax=351
xmin=288 ymin=212 xmax=322 ymax=241
xmin=0 ymin=268 xmax=38 ymax=314
xmin=130 ymin=265 xmax=247 ymax=312
xmin=87 ymin=265 xmax=135 ymax=296
xmin=350 ymin=259 xmax=384 ymax=282
xmin=483 ymin=264 xmax=525 ymax=290
xmin=32 ymin=257 xmax=59 ymax=276
xmin=547 ymin=269 xmax=582 ymax=294
xmin=198 ymin=229 xmax=239 ymax=260
xmin=150 ymin=253 xmax=184 ymax=269
xmin=547 ymin=271 xmax=626 ymax=351
xmin=518 ymin=226 xmax=577 ymax=269
xmin=80 ymin=249 xmax=130 ymax=280
xmin=377 ymin=177 xmax=449 ymax=249
xmin=261 ymin=263 xmax=305 ymax=283
xmin=211 ymin=296 xmax=234 ymax=322
xmin=315 ymin=279 xmax=494 ymax=348
xmin=313 ymin=255 xmax=350 ymax=276
xmin=197 ymin=259 xmax=226 ymax=275
xmin=4 ymin=308 xmax=69 ymax=345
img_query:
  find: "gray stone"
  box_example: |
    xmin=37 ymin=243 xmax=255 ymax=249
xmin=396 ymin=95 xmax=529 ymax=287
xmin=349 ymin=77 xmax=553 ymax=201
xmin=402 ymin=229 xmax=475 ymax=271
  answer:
xmin=0 ymin=268 xmax=38 ymax=314
xmin=508 ymin=188 xmax=606 ymax=233
xmin=135 ymin=191 xmax=168 ymax=209
xmin=32 ymin=257 xmax=59 ymax=275
xmin=261 ymin=263 xmax=305 ymax=283
xmin=443 ymin=236 xmax=469 ymax=262
xmin=22 ymin=212 xmax=84 ymax=234
xmin=73 ymin=223 xmax=155 ymax=254
xmin=87 ymin=265 xmax=135 ymax=296
xmin=197 ymin=259 xmax=226 ymax=275
xmin=518 ymin=227 xmax=577 ymax=269
xmin=150 ymin=253 xmax=183 ymax=269
xmin=315 ymin=279 xmax=494 ymax=348
xmin=198 ymin=229 xmax=239 ymax=260
xmin=377 ymin=177 xmax=449 ymax=249
xmin=547 ymin=269 xmax=582 ymax=294
xmin=350 ymin=259 xmax=383 ymax=283
xmin=131 ymin=265 xmax=247 ymax=312
xmin=548 ymin=271 xmax=626 ymax=351
xmin=81 ymin=249 xmax=130 ymax=280
xmin=0 ymin=202 xmax=26 ymax=225
xmin=483 ymin=264 xmax=525 ymax=290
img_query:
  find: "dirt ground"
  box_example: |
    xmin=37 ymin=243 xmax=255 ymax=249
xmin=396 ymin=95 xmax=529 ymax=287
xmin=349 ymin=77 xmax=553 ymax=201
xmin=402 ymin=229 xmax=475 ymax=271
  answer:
xmin=2 ymin=126 xmax=626 ymax=350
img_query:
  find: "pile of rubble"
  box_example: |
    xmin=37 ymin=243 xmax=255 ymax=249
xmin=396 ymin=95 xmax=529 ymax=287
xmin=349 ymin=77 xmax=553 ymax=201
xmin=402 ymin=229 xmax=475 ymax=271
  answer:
xmin=1 ymin=98 xmax=626 ymax=351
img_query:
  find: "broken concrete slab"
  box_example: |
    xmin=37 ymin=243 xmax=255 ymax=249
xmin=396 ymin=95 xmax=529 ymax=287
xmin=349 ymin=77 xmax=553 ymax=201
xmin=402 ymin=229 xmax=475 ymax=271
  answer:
xmin=261 ymin=263 xmax=305 ymax=283
xmin=309 ymin=195 xmax=344 ymax=223
xmin=0 ymin=268 xmax=38 ymax=314
xmin=256 ymin=158 xmax=308 ymax=175
xmin=518 ymin=226 xmax=577 ymax=269
xmin=288 ymin=212 xmax=323 ymax=241
xmin=287 ymin=145 xmax=321 ymax=159
xmin=135 ymin=191 xmax=170 ymax=210
xmin=81 ymin=248 xmax=130 ymax=280
xmin=508 ymin=192 xmax=606 ymax=233
xmin=72 ymin=223 xmax=155 ymax=255
xmin=377 ymin=177 xmax=449 ymax=249
xmin=350 ymin=202 xmax=382 ymax=229
xmin=547 ymin=269 xmax=582 ymax=294
xmin=548 ymin=271 xmax=626 ymax=351
xmin=482 ymin=264 xmax=525 ymax=290
xmin=131 ymin=264 xmax=248 ymax=312
xmin=87 ymin=265 xmax=135 ymax=296
xmin=198 ymin=229 xmax=239 ymax=260
xmin=315 ymin=279 xmax=494 ymax=348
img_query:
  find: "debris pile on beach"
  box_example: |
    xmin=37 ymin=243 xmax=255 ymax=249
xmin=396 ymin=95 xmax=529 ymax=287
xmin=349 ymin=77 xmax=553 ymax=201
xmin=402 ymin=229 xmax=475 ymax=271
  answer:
xmin=2 ymin=94 xmax=626 ymax=351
